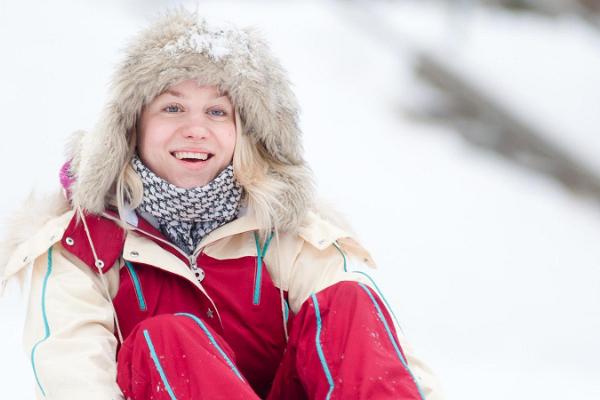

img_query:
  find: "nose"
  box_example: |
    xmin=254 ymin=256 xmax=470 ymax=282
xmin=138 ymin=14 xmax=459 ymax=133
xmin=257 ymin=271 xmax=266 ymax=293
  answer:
xmin=180 ymin=113 xmax=210 ymax=140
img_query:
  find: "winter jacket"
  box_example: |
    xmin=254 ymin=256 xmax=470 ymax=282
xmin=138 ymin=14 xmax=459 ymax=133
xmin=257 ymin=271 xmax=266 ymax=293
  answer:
xmin=0 ymin=199 xmax=442 ymax=399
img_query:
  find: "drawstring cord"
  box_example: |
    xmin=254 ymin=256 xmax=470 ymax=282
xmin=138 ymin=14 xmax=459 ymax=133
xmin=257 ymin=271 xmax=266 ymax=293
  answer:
xmin=77 ymin=207 xmax=125 ymax=345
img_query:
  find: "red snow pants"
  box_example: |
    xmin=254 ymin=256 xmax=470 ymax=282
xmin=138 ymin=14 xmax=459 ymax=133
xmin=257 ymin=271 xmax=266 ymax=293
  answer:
xmin=116 ymin=281 xmax=424 ymax=399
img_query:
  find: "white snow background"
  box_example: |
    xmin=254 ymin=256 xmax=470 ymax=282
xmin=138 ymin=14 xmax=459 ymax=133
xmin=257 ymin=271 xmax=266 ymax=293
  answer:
xmin=1 ymin=1 xmax=599 ymax=399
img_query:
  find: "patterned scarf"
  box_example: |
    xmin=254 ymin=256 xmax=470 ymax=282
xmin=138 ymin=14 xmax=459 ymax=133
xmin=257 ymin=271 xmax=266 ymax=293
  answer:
xmin=131 ymin=155 xmax=243 ymax=255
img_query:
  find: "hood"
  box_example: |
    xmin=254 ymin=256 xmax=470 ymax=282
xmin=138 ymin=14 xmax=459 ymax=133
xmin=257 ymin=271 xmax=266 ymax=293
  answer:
xmin=71 ymin=9 xmax=313 ymax=231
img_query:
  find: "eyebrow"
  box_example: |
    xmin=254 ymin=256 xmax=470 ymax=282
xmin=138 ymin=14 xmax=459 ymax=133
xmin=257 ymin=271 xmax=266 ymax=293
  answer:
xmin=165 ymin=89 xmax=185 ymax=98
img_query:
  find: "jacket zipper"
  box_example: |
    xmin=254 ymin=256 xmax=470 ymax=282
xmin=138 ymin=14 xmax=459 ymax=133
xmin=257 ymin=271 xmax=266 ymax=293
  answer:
xmin=127 ymin=224 xmax=208 ymax=286
xmin=101 ymin=212 xmax=218 ymax=323
xmin=188 ymin=248 xmax=205 ymax=282
xmin=108 ymin=213 xmax=206 ymax=281
xmin=126 ymin=233 xmax=221 ymax=326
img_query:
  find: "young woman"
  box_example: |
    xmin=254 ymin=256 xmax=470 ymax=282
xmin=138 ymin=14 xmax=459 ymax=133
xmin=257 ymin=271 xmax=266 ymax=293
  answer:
xmin=1 ymin=10 xmax=441 ymax=400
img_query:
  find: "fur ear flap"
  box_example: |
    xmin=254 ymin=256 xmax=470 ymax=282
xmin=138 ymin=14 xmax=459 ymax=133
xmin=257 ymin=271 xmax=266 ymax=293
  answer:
xmin=71 ymin=108 xmax=130 ymax=215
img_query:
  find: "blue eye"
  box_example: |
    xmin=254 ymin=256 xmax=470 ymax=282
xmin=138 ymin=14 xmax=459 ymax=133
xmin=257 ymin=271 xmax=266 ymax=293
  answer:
xmin=163 ymin=104 xmax=183 ymax=113
xmin=208 ymin=109 xmax=226 ymax=117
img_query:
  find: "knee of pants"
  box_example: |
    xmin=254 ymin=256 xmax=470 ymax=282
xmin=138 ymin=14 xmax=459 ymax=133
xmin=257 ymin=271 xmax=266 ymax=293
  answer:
xmin=313 ymin=280 xmax=382 ymax=311
xmin=118 ymin=314 xmax=181 ymax=368
xmin=117 ymin=314 xmax=257 ymax=400
xmin=120 ymin=313 xmax=237 ymax=364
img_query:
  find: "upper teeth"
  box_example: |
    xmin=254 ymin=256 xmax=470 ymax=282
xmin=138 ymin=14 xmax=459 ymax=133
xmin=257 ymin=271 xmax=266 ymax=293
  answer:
xmin=174 ymin=152 xmax=209 ymax=160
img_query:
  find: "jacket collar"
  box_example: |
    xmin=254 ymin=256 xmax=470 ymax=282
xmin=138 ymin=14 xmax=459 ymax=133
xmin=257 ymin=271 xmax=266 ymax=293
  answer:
xmin=105 ymin=205 xmax=263 ymax=259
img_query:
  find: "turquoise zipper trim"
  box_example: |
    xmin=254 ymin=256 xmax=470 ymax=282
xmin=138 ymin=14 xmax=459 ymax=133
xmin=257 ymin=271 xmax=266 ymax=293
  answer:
xmin=125 ymin=261 xmax=147 ymax=311
xmin=357 ymin=283 xmax=425 ymax=400
xmin=30 ymin=247 xmax=53 ymax=397
xmin=333 ymin=242 xmax=402 ymax=330
xmin=175 ymin=313 xmax=244 ymax=381
xmin=252 ymin=232 xmax=273 ymax=305
xmin=310 ymin=293 xmax=335 ymax=400
xmin=332 ymin=242 xmax=347 ymax=272
xmin=283 ymin=299 xmax=290 ymax=323
xmin=143 ymin=329 xmax=177 ymax=400
xmin=351 ymin=270 xmax=402 ymax=331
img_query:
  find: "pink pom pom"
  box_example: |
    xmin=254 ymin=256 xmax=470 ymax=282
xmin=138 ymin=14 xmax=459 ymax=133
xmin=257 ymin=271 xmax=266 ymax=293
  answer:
xmin=59 ymin=160 xmax=74 ymax=200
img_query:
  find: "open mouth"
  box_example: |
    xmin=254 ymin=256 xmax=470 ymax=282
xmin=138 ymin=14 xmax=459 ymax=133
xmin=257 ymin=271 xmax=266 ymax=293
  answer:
xmin=171 ymin=151 xmax=214 ymax=163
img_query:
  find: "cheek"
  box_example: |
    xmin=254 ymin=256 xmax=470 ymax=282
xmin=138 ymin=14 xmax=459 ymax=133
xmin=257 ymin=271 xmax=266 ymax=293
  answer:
xmin=139 ymin=121 xmax=169 ymax=152
xmin=138 ymin=126 xmax=169 ymax=169
xmin=137 ymin=133 xmax=153 ymax=161
xmin=223 ymin=129 xmax=237 ymax=160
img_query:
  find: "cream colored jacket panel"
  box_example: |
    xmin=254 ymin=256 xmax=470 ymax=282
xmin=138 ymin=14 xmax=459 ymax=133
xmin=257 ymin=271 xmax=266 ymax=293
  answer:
xmin=7 ymin=209 xmax=442 ymax=399
xmin=5 ymin=211 xmax=124 ymax=400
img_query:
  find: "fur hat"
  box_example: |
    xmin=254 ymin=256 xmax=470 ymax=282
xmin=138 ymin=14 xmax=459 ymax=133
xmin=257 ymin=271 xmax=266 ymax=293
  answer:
xmin=70 ymin=9 xmax=313 ymax=231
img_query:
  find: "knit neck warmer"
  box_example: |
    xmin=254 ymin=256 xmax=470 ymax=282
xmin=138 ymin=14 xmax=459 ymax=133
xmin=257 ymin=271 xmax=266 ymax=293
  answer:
xmin=131 ymin=155 xmax=243 ymax=255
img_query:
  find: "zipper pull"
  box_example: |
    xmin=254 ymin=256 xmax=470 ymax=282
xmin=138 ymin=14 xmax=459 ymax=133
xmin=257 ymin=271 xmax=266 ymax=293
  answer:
xmin=190 ymin=257 xmax=205 ymax=282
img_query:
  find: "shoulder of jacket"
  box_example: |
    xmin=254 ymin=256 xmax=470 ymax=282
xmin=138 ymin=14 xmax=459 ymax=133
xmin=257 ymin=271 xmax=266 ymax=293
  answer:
xmin=59 ymin=210 xmax=126 ymax=275
xmin=297 ymin=211 xmax=376 ymax=268
xmin=1 ymin=206 xmax=126 ymax=283
xmin=1 ymin=208 xmax=74 ymax=281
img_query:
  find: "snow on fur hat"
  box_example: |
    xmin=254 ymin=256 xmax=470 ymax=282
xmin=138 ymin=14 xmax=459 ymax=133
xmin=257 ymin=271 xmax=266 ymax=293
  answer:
xmin=70 ymin=9 xmax=314 ymax=231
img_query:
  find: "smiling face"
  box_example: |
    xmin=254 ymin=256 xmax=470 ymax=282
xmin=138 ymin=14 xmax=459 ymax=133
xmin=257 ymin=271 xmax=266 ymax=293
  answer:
xmin=137 ymin=80 xmax=237 ymax=188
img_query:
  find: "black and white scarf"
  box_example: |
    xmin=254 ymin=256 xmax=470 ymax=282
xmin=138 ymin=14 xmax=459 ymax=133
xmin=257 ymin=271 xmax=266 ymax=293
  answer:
xmin=131 ymin=155 xmax=243 ymax=255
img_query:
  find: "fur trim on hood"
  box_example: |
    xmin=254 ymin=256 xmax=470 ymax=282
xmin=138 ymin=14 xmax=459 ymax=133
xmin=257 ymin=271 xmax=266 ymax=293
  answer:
xmin=71 ymin=9 xmax=313 ymax=230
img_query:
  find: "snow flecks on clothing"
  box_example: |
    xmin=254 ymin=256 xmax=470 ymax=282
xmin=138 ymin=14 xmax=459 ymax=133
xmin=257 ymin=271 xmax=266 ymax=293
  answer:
xmin=162 ymin=19 xmax=250 ymax=63
xmin=364 ymin=324 xmax=385 ymax=352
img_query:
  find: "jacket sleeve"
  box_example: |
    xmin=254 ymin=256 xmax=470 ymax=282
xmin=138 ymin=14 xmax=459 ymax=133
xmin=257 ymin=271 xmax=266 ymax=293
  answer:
xmin=286 ymin=238 xmax=444 ymax=400
xmin=23 ymin=242 xmax=124 ymax=400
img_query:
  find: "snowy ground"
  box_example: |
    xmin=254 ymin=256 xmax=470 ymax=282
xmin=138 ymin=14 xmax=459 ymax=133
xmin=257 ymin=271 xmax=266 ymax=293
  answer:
xmin=1 ymin=1 xmax=599 ymax=399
